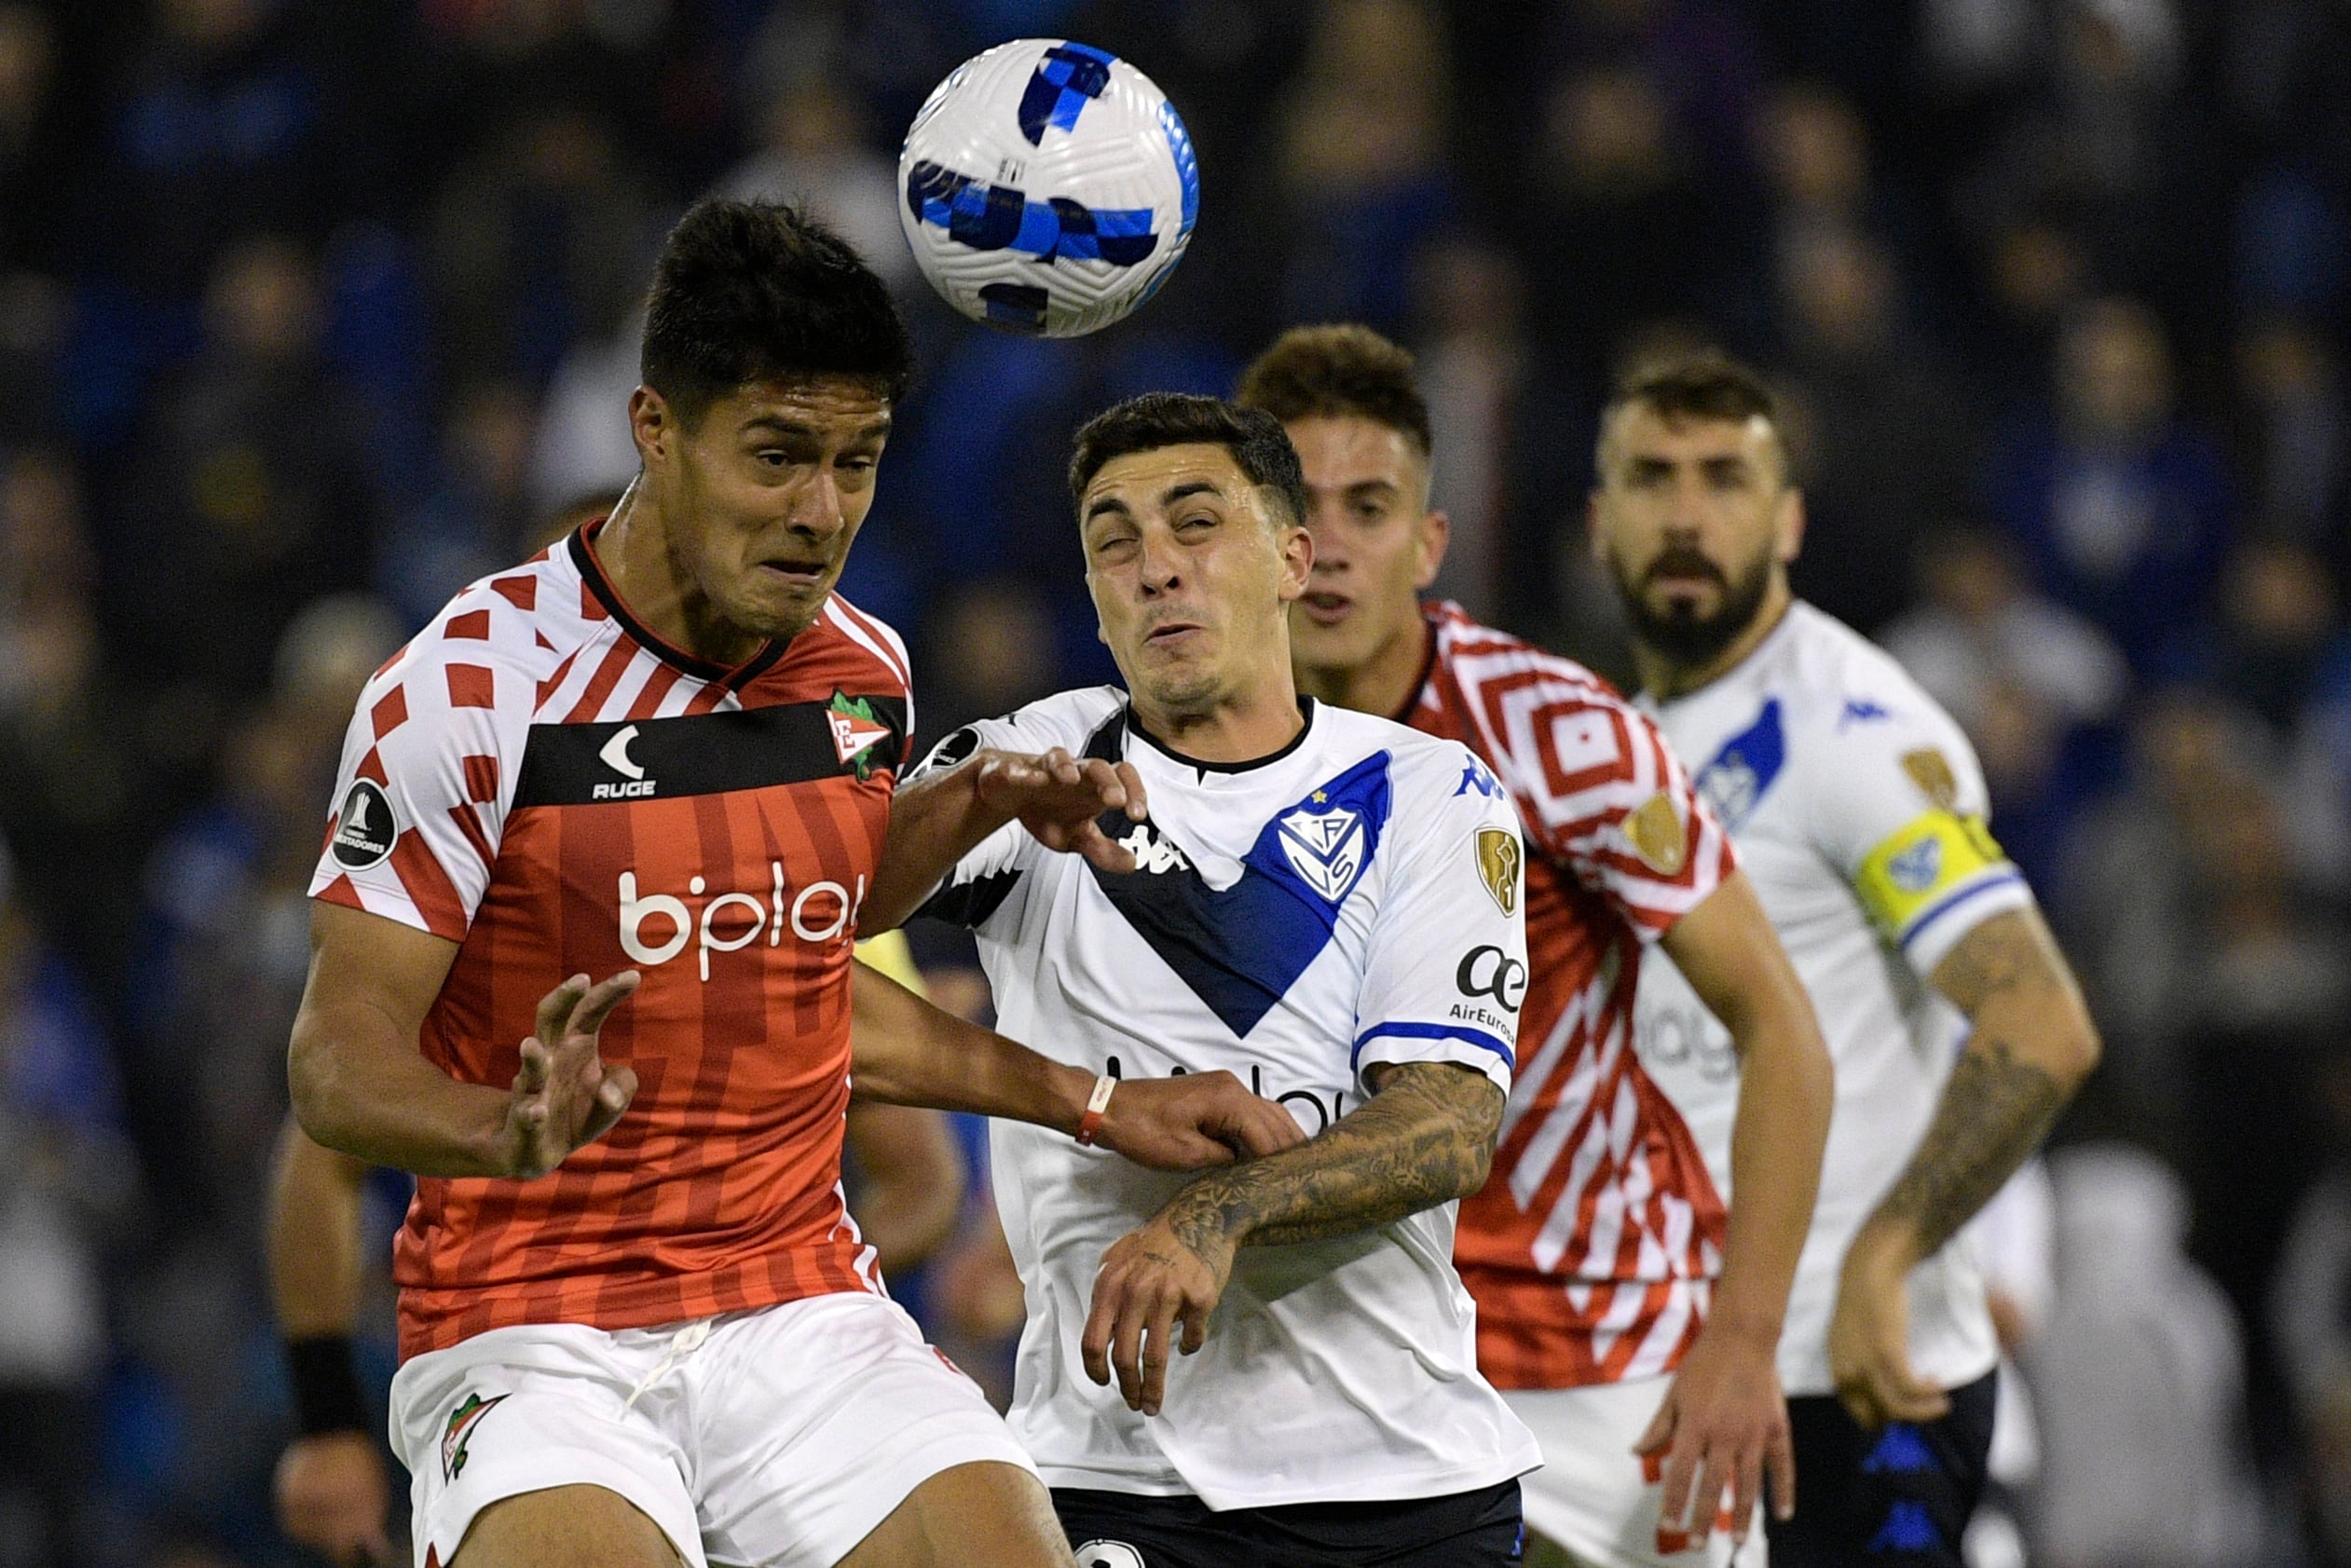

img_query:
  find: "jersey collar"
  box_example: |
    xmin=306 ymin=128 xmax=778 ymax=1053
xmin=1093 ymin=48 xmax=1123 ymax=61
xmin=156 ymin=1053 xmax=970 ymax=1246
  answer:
xmin=569 ymin=520 xmax=791 ymax=689
xmin=1124 ymin=695 xmax=1318 ymax=775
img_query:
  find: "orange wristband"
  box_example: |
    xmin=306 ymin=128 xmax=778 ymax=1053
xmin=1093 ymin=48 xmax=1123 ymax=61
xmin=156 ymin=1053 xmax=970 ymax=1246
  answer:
xmin=1074 ymin=1074 xmax=1116 ymax=1147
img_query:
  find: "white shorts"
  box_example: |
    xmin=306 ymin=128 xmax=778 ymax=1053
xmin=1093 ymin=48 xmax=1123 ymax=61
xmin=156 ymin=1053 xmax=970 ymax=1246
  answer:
xmin=388 ymin=1291 xmax=1036 ymax=1568
xmin=1507 ymin=1380 xmax=1763 ymax=1568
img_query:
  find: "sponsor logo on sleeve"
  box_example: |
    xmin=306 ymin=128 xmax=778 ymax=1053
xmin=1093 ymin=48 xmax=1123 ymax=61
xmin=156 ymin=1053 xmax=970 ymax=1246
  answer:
xmin=1625 ymin=792 xmax=1688 ymax=876
xmin=330 ymin=780 xmax=399 ymax=869
xmin=1474 ymin=827 xmax=1521 ymax=915
xmin=1900 ymin=747 xmax=1960 ymax=811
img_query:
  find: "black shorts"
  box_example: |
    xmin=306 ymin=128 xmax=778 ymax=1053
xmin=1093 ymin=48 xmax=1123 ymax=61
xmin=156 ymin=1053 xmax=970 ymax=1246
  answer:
xmin=1766 ymin=1370 xmax=1998 ymax=1567
xmin=1054 ymin=1479 xmax=1524 ymax=1568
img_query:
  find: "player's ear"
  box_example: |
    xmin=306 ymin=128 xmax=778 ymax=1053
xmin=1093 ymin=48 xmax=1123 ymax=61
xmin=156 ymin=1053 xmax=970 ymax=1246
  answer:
xmin=1275 ymin=515 xmax=1314 ymax=602
xmin=628 ymin=387 xmax=670 ymax=468
xmin=1776 ymin=485 xmax=1806 ymax=566
xmin=1415 ymin=509 xmax=1450 ymax=592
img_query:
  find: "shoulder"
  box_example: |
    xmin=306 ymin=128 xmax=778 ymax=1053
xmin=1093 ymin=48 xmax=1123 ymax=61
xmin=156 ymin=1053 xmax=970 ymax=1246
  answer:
xmin=1779 ymin=605 xmax=1978 ymax=774
xmin=997 ymin=686 xmax=1127 ymax=750
xmin=357 ymin=550 xmax=590 ymax=742
xmin=1322 ymin=702 xmax=1490 ymax=799
xmin=812 ymin=593 xmax=914 ymax=701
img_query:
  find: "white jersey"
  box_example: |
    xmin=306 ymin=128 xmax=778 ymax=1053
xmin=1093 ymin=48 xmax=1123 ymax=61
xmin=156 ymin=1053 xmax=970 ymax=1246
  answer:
xmin=914 ymin=689 xmax=1543 ymax=1509
xmin=1633 ymin=604 xmax=2032 ymax=1397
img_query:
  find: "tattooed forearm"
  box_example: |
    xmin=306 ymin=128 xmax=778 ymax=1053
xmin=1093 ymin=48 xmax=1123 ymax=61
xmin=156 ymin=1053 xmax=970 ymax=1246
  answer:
xmin=1161 ymin=1062 xmax=1503 ymax=1254
xmin=1867 ymin=907 xmax=2099 ymax=1261
xmin=1868 ymin=1035 xmax=2064 ymax=1261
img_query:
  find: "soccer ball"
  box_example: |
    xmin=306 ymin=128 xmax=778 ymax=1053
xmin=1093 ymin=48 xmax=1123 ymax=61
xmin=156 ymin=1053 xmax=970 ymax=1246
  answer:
xmin=898 ymin=39 xmax=1198 ymax=338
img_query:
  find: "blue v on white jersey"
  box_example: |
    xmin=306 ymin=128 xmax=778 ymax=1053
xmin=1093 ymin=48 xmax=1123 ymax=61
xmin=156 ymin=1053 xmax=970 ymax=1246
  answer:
xmin=913 ymin=689 xmax=1543 ymax=1510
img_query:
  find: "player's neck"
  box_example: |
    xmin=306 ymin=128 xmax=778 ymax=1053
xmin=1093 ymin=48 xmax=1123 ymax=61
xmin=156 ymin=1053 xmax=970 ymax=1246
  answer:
xmin=1635 ymin=579 xmax=1795 ymax=702
xmin=595 ymin=487 xmax=767 ymax=669
xmin=1129 ymin=670 xmax=1308 ymax=765
xmin=1293 ymin=607 xmax=1430 ymax=723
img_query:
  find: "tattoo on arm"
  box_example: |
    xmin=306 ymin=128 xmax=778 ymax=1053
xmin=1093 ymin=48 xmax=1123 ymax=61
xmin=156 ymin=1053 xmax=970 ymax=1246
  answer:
xmin=1876 ymin=910 xmax=2083 ymax=1260
xmin=1871 ymin=1037 xmax=2063 ymax=1261
xmin=1163 ymin=1063 xmax=1503 ymax=1253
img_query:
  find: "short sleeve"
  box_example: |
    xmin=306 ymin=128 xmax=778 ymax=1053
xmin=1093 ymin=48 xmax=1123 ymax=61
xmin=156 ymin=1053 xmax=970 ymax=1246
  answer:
xmin=1351 ymin=747 xmax=1528 ymax=1098
xmin=307 ymin=640 xmax=534 ymax=942
xmin=1489 ymin=683 xmax=1735 ymax=943
xmin=906 ymin=719 xmax=1040 ymax=934
xmin=1807 ymin=706 xmax=2034 ymax=975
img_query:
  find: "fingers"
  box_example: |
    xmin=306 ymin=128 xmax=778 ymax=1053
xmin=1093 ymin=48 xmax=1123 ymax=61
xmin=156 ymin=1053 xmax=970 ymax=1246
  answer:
xmin=1072 ymin=820 xmax=1139 ymax=875
xmin=1109 ymin=1288 xmax=1147 ymax=1411
xmin=1113 ymin=759 xmax=1148 ymax=820
xmin=1177 ymin=1291 xmax=1210 ymax=1356
xmin=565 ymin=969 xmax=641 ymax=1040
xmin=1139 ymin=1296 xmax=1181 ymax=1415
xmin=535 ymin=974 xmax=587 ymax=1042
xmin=1631 ymin=1388 xmax=1674 ymax=1457
xmin=1765 ymin=1411 xmax=1797 ymax=1522
xmin=582 ymin=1063 xmax=639 ymax=1145
xmin=513 ymin=1037 xmax=551 ymax=1102
xmin=1656 ymin=1437 xmax=1699 ymax=1543
xmin=1081 ymin=1271 xmax=1119 ymax=1389
xmin=1728 ymin=1438 xmax=1762 ymax=1546
xmin=1839 ymin=1351 xmax=1948 ymax=1429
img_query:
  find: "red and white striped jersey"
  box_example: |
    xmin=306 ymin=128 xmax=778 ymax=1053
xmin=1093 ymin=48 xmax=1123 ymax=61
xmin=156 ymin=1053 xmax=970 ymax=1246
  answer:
xmin=308 ymin=521 xmax=915 ymax=1359
xmin=1409 ymin=603 xmax=1736 ymax=1388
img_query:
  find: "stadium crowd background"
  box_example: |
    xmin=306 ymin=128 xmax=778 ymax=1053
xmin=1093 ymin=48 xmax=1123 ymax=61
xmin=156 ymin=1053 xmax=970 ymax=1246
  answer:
xmin=0 ymin=0 xmax=2345 ymax=1563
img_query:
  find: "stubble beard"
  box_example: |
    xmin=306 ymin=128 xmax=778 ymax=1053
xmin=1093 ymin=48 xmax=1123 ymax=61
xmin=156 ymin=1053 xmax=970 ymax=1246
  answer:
xmin=1611 ymin=546 xmax=1775 ymax=668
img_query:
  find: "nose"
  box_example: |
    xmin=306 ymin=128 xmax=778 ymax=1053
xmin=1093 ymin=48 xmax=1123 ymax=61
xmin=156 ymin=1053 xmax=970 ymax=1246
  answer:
xmin=785 ymin=468 xmax=849 ymax=539
xmin=1135 ymin=525 xmax=1182 ymax=597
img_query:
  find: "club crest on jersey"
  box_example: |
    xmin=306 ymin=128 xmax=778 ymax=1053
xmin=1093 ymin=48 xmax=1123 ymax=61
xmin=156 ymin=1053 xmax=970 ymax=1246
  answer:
xmin=440 ymin=1391 xmax=507 ymax=1481
xmin=330 ymin=779 xmax=398 ymax=869
xmin=1475 ymin=827 xmax=1522 ymax=915
xmin=1277 ymin=794 xmax=1370 ymax=904
xmin=827 ymin=691 xmax=893 ymax=779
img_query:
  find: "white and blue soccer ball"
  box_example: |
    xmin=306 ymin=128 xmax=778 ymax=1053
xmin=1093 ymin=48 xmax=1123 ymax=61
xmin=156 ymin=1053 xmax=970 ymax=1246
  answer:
xmin=898 ymin=39 xmax=1198 ymax=337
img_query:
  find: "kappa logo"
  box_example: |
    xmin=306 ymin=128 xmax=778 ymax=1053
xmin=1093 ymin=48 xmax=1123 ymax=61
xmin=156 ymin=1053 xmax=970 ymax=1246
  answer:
xmin=1074 ymin=1544 xmax=1145 ymax=1568
xmin=1276 ymin=792 xmax=1369 ymax=904
xmin=440 ymin=1391 xmax=507 ymax=1482
xmin=330 ymin=779 xmax=398 ymax=869
xmin=1114 ymin=823 xmax=1191 ymax=875
xmin=594 ymin=725 xmax=655 ymax=799
xmin=827 ymin=690 xmax=894 ymax=779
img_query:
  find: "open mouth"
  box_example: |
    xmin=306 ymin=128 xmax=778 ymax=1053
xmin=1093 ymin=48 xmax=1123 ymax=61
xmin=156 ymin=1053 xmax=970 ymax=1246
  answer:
xmin=1300 ymin=592 xmax=1352 ymax=627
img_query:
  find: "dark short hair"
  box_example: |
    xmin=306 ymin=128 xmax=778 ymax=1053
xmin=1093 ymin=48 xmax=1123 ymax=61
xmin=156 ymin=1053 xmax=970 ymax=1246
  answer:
xmin=640 ymin=198 xmax=913 ymax=426
xmin=1599 ymin=352 xmax=1788 ymax=472
xmin=1067 ymin=393 xmax=1310 ymax=528
xmin=1233 ymin=323 xmax=1432 ymax=457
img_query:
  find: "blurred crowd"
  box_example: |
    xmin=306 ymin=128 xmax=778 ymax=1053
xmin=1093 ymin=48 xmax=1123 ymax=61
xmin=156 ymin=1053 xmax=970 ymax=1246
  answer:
xmin=0 ymin=0 xmax=2347 ymax=1563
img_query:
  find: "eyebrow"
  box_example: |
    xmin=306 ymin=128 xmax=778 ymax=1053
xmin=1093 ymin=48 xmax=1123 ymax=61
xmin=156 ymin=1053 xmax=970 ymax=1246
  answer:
xmin=741 ymin=416 xmax=893 ymax=441
xmin=1083 ymin=478 xmax=1226 ymax=525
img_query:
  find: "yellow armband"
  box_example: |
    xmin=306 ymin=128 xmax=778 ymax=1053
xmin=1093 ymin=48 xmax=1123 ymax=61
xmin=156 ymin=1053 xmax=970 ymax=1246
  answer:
xmin=1852 ymin=810 xmax=2018 ymax=950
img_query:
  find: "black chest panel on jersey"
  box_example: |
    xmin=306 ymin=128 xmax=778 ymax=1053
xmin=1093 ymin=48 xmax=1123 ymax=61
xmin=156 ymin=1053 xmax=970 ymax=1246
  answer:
xmin=511 ymin=693 xmax=908 ymax=809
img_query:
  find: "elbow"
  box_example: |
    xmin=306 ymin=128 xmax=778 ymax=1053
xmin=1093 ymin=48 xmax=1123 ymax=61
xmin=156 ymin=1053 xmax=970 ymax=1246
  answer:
xmin=2054 ymin=1009 xmax=2102 ymax=1092
xmin=285 ymin=1018 xmax=347 ymax=1152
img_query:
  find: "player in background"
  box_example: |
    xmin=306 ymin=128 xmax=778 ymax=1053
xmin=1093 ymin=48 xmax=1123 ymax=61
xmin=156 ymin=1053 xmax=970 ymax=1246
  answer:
xmin=1237 ymin=326 xmax=1834 ymax=1568
xmin=1588 ymin=354 xmax=2100 ymax=1568
xmin=896 ymin=394 xmax=1542 ymax=1567
xmin=267 ymin=938 xmax=968 ymax=1567
xmin=284 ymin=200 xmax=1297 ymax=1568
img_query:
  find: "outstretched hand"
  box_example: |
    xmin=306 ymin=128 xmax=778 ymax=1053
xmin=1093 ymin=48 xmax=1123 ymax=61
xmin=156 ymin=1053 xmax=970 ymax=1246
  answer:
xmin=1633 ymin=1321 xmax=1796 ymax=1549
xmin=499 ymin=971 xmax=640 ymax=1179
xmin=975 ymin=747 xmax=1149 ymax=872
xmin=1092 ymin=1070 xmax=1306 ymax=1170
